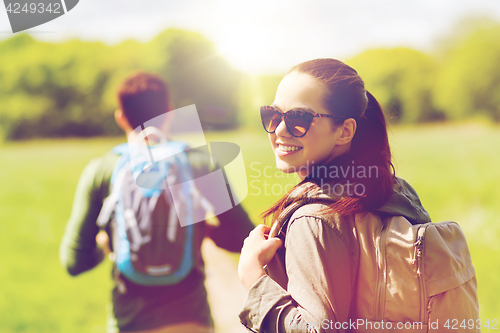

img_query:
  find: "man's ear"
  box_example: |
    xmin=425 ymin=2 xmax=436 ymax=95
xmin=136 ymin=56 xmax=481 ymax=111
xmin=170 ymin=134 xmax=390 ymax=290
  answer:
xmin=114 ymin=109 xmax=133 ymax=133
xmin=336 ymin=118 xmax=357 ymax=146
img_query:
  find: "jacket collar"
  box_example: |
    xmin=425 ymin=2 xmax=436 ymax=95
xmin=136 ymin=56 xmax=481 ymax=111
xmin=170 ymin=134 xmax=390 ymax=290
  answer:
xmin=285 ymin=177 xmax=431 ymax=225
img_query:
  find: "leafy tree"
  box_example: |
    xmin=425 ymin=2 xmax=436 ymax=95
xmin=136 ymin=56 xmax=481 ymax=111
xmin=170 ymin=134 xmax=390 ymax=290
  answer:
xmin=0 ymin=38 xmax=117 ymax=139
xmin=0 ymin=29 xmax=241 ymax=140
xmin=433 ymin=19 xmax=500 ymax=121
xmin=347 ymin=48 xmax=441 ymax=123
xmin=238 ymin=74 xmax=283 ymax=130
xmin=150 ymin=29 xmax=241 ymax=130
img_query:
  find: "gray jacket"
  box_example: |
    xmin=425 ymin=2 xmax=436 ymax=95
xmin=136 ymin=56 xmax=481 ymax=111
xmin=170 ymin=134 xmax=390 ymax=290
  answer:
xmin=239 ymin=178 xmax=430 ymax=333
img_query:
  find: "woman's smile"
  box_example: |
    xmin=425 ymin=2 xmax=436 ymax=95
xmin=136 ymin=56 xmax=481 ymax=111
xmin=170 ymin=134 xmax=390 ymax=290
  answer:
xmin=275 ymin=143 xmax=303 ymax=156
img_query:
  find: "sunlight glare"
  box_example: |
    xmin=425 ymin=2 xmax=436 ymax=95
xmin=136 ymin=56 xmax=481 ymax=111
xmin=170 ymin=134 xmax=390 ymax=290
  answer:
xmin=209 ymin=0 xmax=297 ymax=74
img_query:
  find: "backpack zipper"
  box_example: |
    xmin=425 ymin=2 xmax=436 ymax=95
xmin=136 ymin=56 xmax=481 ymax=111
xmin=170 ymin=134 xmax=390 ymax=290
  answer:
xmin=412 ymin=226 xmax=427 ymax=323
xmin=412 ymin=232 xmax=424 ymax=276
xmin=375 ymin=221 xmax=389 ymax=320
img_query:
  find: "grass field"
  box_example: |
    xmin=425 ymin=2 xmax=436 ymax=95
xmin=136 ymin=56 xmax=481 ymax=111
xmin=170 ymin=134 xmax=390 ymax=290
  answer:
xmin=0 ymin=123 xmax=499 ymax=332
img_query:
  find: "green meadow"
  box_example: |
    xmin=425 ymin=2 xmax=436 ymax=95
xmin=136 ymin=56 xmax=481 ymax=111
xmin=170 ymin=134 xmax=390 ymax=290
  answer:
xmin=0 ymin=123 xmax=499 ymax=332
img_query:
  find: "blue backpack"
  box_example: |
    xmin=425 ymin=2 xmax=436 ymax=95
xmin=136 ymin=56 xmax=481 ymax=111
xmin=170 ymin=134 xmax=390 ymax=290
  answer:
xmin=97 ymin=140 xmax=200 ymax=286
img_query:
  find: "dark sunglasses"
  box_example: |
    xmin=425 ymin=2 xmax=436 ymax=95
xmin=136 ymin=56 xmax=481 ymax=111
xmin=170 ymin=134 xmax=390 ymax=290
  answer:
xmin=260 ymin=105 xmax=346 ymax=138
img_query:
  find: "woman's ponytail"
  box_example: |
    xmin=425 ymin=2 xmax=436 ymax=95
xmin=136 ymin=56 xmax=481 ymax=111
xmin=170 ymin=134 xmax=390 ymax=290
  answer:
xmin=349 ymin=91 xmax=395 ymax=211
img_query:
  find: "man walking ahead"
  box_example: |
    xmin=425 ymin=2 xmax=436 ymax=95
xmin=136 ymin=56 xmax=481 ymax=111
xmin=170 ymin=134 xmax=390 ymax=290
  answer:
xmin=60 ymin=72 xmax=254 ymax=333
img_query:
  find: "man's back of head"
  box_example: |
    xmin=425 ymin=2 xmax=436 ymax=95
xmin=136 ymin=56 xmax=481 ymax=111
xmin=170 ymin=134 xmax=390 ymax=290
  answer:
xmin=117 ymin=72 xmax=171 ymax=131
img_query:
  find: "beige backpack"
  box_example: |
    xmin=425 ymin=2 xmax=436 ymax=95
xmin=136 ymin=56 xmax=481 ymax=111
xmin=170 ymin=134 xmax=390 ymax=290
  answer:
xmin=269 ymin=194 xmax=479 ymax=332
xmin=354 ymin=215 xmax=479 ymax=332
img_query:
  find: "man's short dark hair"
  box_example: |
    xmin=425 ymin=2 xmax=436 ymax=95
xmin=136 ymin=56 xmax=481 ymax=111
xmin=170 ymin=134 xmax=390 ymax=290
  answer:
xmin=117 ymin=72 xmax=170 ymax=129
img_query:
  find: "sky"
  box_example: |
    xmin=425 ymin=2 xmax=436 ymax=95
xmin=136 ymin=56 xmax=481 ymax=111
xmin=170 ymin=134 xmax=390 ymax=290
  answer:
xmin=1 ymin=0 xmax=500 ymax=74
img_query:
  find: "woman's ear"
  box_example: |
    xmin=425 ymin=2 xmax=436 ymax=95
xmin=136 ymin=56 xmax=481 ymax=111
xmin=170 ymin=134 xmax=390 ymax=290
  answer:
xmin=336 ymin=118 xmax=357 ymax=146
xmin=114 ymin=109 xmax=133 ymax=133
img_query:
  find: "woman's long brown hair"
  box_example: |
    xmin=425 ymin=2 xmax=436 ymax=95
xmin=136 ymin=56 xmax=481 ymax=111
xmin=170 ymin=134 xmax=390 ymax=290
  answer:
xmin=262 ymin=59 xmax=395 ymax=224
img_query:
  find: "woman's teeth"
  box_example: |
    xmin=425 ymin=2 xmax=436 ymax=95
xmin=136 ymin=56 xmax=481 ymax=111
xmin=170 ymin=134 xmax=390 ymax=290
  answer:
xmin=279 ymin=145 xmax=303 ymax=152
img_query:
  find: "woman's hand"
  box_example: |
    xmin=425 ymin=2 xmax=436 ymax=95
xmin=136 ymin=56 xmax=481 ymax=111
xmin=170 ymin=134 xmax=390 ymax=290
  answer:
xmin=238 ymin=224 xmax=283 ymax=291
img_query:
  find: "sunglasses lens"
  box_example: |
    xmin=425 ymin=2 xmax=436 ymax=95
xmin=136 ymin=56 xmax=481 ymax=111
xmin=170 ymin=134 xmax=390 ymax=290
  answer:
xmin=286 ymin=111 xmax=313 ymax=137
xmin=261 ymin=107 xmax=282 ymax=133
xmin=260 ymin=107 xmax=315 ymax=137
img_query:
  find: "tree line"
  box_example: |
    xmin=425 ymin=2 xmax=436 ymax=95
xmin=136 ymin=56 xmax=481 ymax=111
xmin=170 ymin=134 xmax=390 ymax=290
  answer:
xmin=1 ymin=19 xmax=499 ymax=141
xmin=0 ymin=29 xmax=240 ymax=140
xmin=347 ymin=17 xmax=500 ymax=124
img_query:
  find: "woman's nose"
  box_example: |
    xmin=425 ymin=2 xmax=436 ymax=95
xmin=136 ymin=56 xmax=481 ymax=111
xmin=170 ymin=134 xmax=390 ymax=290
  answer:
xmin=275 ymin=119 xmax=290 ymax=137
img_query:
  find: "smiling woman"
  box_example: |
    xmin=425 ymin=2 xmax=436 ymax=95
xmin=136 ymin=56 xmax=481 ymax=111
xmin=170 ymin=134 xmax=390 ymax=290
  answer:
xmin=261 ymin=71 xmax=357 ymax=180
xmin=237 ymin=59 xmax=397 ymax=332
xmin=237 ymin=58 xmax=479 ymax=332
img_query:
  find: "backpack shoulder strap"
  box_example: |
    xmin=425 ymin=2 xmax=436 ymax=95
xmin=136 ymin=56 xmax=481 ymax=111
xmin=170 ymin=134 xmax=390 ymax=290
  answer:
xmin=268 ymin=200 xmax=308 ymax=239
xmin=96 ymin=144 xmax=131 ymax=228
xmin=268 ymin=181 xmax=339 ymax=239
xmin=268 ymin=196 xmax=336 ymax=239
xmin=97 ymin=141 xmax=191 ymax=228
